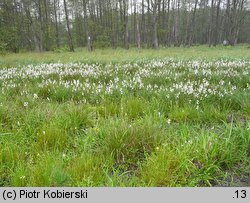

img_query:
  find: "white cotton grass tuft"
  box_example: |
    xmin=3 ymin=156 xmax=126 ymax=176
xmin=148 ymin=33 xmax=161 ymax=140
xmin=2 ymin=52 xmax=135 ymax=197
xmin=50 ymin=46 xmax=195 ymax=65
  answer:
xmin=0 ymin=59 xmax=249 ymax=110
xmin=23 ymin=102 xmax=29 ymax=107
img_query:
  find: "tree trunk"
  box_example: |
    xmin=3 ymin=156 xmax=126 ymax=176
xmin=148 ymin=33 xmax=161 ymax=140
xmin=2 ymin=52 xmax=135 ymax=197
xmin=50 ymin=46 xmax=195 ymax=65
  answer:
xmin=174 ymin=0 xmax=180 ymax=46
xmin=208 ymin=0 xmax=215 ymax=47
xmin=38 ymin=0 xmax=44 ymax=51
xmin=123 ymin=0 xmax=129 ymax=49
xmin=166 ymin=0 xmax=171 ymax=46
xmin=141 ymin=0 xmax=145 ymax=45
xmin=63 ymin=0 xmax=74 ymax=52
xmin=43 ymin=0 xmax=50 ymax=51
xmin=188 ymin=0 xmax=198 ymax=46
xmin=53 ymin=0 xmax=59 ymax=48
xmin=137 ymin=21 xmax=141 ymax=49
xmin=152 ymin=0 xmax=161 ymax=48
xmin=213 ymin=0 xmax=221 ymax=46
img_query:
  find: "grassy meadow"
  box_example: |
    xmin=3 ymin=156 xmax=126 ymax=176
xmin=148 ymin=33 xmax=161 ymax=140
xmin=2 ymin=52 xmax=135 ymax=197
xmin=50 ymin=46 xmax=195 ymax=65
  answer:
xmin=0 ymin=46 xmax=249 ymax=186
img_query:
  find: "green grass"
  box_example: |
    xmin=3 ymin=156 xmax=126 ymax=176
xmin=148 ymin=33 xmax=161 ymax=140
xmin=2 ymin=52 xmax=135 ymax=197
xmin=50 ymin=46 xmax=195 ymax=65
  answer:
xmin=0 ymin=46 xmax=249 ymax=186
xmin=1 ymin=45 xmax=250 ymax=67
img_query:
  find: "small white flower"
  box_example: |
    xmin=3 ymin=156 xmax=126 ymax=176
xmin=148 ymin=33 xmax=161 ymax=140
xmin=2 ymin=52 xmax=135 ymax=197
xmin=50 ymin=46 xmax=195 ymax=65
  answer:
xmin=167 ymin=119 xmax=171 ymax=125
xmin=33 ymin=93 xmax=38 ymax=99
xmin=24 ymin=102 xmax=28 ymax=107
xmin=20 ymin=176 xmax=26 ymax=180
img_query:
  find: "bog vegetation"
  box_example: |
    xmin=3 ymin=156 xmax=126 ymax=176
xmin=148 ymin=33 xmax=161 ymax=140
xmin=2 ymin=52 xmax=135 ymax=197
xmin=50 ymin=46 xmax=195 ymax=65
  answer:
xmin=0 ymin=47 xmax=249 ymax=186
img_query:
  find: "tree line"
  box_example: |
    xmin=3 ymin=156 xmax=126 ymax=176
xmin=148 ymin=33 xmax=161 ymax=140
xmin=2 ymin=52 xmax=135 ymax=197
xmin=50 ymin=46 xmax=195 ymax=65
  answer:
xmin=0 ymin=0 xmax=249 ymax=52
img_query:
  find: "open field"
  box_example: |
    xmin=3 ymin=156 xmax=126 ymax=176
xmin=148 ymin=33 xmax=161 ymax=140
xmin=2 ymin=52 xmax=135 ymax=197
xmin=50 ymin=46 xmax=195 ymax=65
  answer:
xmin=0 ymin=46 xmax=250 ymax=186
xmin=1 ymin=45 xmax=250 ymax=67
